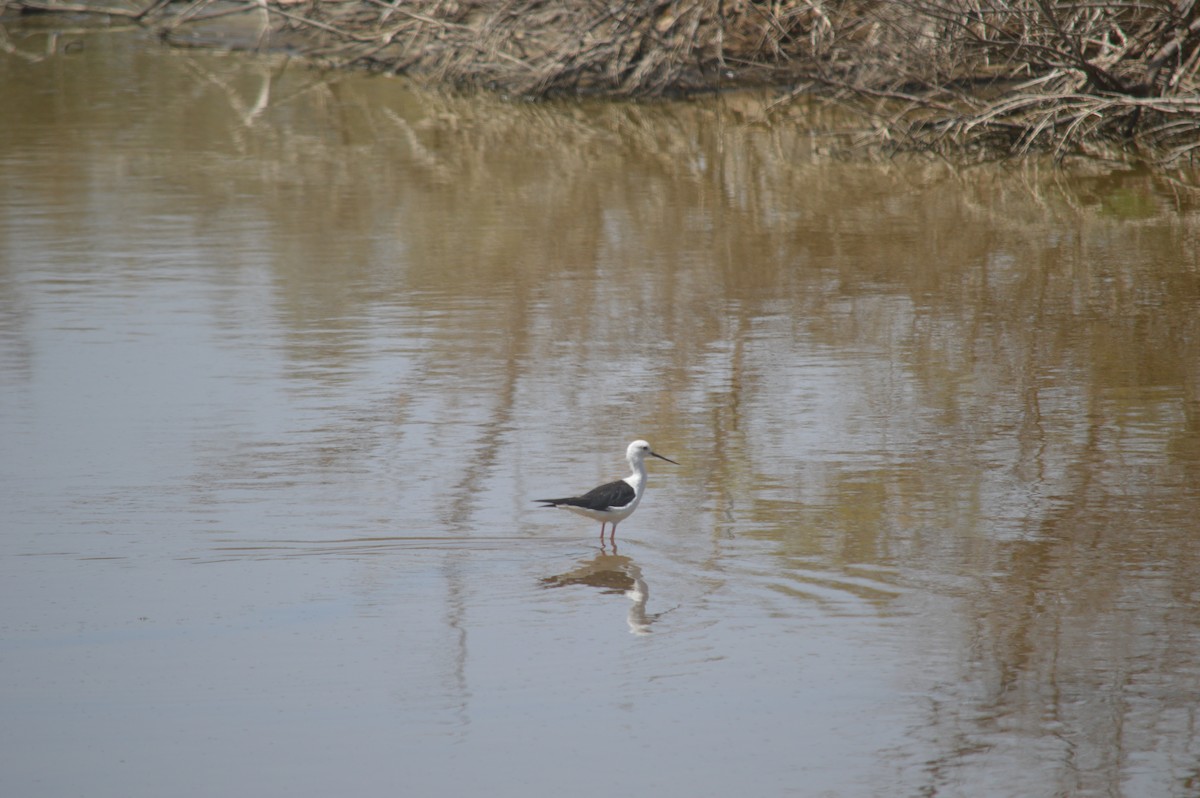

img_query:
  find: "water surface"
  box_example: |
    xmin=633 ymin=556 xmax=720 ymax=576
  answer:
xmin=2 ymin=22 xmax=1200 ymax=798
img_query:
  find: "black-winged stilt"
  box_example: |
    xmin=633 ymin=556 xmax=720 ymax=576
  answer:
xmin=535 ymin=440 xmax=678 ymax=541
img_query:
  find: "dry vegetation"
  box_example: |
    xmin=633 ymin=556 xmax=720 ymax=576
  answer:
xmin=8 ymin=0 xmax=1200 ymax=163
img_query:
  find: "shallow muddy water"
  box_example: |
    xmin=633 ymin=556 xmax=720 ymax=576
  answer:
xmin=2 ymin=22 xmax=1200 ymax=798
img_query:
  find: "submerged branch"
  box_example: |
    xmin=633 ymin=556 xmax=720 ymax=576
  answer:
xmin=11 ymin=0 xmax=143 ymax=16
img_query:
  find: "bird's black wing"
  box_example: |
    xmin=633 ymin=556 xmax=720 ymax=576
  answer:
xmin=537 ymin=479 xmax=635 ymax=511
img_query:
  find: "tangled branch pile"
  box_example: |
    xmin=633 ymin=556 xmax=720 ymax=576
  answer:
xmin=849 ymin=1 xmax=1200 ymax=162
xmin=10 ymin=0 xmax=1200 ymax=162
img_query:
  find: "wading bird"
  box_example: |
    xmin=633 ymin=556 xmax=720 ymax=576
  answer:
xmin=536 ymin=440 xmax=678 ymax=541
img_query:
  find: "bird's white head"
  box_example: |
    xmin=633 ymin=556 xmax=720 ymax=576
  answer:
xmin=626 ymin=440 xmax=679 ymax=466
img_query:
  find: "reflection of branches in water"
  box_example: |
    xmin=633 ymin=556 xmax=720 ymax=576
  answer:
xmin=0 ymin=16 xmax=143 ymax=60
xmin=912 ymin=508 xmax=1200 ymax=794
xmin=892 ymin=315 xmax=1200 ymax=793
xmin=172 ymin=50 xmax=364 ymax=129
xmin=175 ymin=52 xmax=277 ymax=125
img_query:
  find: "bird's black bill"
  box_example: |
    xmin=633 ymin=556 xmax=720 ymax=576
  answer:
xmin=651 ymin=451 xmax=679 ymax=465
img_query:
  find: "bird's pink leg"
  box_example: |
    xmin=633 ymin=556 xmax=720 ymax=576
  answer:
xmin=598 ymin=522 xmax=607 ymax=539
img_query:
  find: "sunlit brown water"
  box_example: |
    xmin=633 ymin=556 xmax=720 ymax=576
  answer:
xmin=2 ymin=21 xmax=1200 ymax=798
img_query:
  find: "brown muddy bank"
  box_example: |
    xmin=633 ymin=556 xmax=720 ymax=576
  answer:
xmin=6 ymin=0 xmax=1200 ymax=167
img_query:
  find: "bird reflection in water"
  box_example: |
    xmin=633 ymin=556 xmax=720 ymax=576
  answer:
xmin=540 ymin=548 xmax=669 ymax=635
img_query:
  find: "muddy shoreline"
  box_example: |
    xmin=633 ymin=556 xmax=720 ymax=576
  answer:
xmin=6 ymin=0 xmax=1200 ymax=169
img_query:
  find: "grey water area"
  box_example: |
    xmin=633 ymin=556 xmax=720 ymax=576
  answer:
xmin=3 ymin=18 xmax=1200 ymax=798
